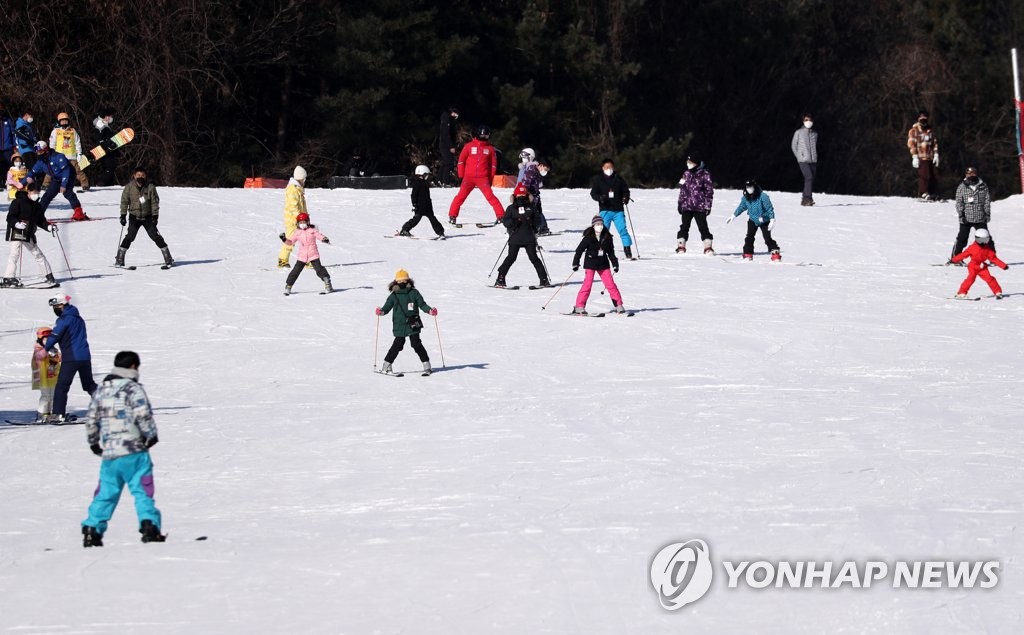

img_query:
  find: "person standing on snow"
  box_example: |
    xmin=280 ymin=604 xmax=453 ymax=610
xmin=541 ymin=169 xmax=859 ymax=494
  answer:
xmin=6 ymin=151 xmax=28 ymax=200
xmin=447 ymin=125 xmax=506 ymax=224
xmin=0 ymin=101 xmax=17 ymax=175
xmin=949 ymin=166 xmax=993 ymax=264
xmin=81 ymin=350 xmax=165 ymax=547
xmin=25 ymin=140 xmax=90 ymax=220
xmin=3 ymin=181 xmax=58 ymax=288
xmin=14 ymin=110 xmax=39 ymax=169
xmin=495 ymin=184 xmax=549 ymax=288
xmin=282 ymin=212 xmax=333 ymax=295
xmin=399 ymin=165 xmax=445 ymax=238
xmin=790 ymin=113 xmax=818 ymax=206
xmin=950 ymin=229 xmax=1008 ymax=299
xmin=31 ymin=326 xmax=61 ymax=422
xmin=675 ymin=154 xmax=715 ymax=255
xmin=728 ymin=179 xmax=781 ymax=261
xmin=278 ymin=166 xmax=307 ymax=268
xmin=521 ymin=156 xmax=552 ymax=235
xmin=571 ymin=215 xmax=625 ymax=315
xmin=91 ymin=108 xmax=120 ymax=187
xmin=43 ymin=293 xmax=97 ymax=423
xmin=375 ymin=269 xmax=438 ymax=376
xmin=116 ymin=167 xmax=173 ymax=268
xmin=438 ymin=107 xmax=460 ymax=187
xmin=590 ymin=158 xmax=634 ymax=260
xmin=49 ymin=112 xmax=89 ymax=193
xmin=907 ymin=109 xmax=939 ymax=201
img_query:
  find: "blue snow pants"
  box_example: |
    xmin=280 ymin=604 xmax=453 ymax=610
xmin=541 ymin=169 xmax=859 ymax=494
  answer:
xmin=83 ymin=451 xmax=161 ymax=535
xmin=599 ymin=210 xmax=632 ymax=247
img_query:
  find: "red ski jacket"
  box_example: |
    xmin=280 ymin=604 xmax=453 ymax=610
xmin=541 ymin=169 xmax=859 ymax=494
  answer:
xmin=951 ymin=242 xmax=1007 ymax=271
xmin=456 ymin=138 xmax=497 ymax=180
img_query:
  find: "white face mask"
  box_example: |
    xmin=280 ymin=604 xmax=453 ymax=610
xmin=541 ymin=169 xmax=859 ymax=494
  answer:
xmin=686 ymin=162 xmax=696 ymax=170
xmin=803 ymin=120 xmax=813 ymax=128
xmin=25 ymin=117 xmax=33 ymax=123
xmin=745 ymin=186 xmax=755 ymax=194
xmin=29 ymin=193 xmax=39 ymax=201
xmin=593 ymin=224 xmax=604 ymax=233
xmin=298 ymin=222 xmax=308 ymax=229
xmin=13 ymin=161 xmax=22 ymax=168
xmin=602 ymin=168 xmax=614 ymax=177
xmin=538 ymin=168 xmax=548 ymax=177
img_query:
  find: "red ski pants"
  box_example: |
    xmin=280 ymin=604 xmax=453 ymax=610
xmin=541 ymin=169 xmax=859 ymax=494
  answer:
xmin=448 ymin=176 xmax=505 ymax=220
xmin=957 ymin=267 xmax=1002 ymax=296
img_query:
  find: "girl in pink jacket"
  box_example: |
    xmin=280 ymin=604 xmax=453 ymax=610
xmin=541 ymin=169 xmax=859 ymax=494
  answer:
xmin=283 ymin=212 xmax=333 ymax=295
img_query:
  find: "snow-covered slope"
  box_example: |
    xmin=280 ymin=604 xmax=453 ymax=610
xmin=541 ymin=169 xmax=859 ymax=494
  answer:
xmin=1 ymin=184 xmax=1022 ymax=634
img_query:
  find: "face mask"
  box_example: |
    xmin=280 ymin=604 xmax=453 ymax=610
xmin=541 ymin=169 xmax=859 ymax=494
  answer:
xmin=966 ymin=176 xmax=979 ymax=185
xmin=803 ymin=120 xmax=813 ymax=128
xmin=52 ymin=306 xmax=63 ymax=317
xmin=25 ymin=117 xmax=33 ymax=123
xmin=59 ymin=122 xmax=70 ymax=129
xmin=593 ymin=224 xmax=604 ymax=233
xmin=29 ymin=193 xmax=39 ymax=201
xmin=538 ymin=168 xmax=548 ymax=177
xmin=746 ymin=186 xmax=756 ymax=194
xmin=603 ymin=168 xmax=613 ymax=177
xmin=686 ymin=162 xmax=696 ymax=170
xmin=135 ymin=177 xmax=147 ymax=186
xmin=298 ymin=222 xmax=308 ymax=229
xmin=13 ymin=161 xmax=22 ymax=168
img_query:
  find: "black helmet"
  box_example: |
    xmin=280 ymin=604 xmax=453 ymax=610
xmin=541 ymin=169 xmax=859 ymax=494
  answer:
xmin=476 ymin=125 xmax=491 ymax=140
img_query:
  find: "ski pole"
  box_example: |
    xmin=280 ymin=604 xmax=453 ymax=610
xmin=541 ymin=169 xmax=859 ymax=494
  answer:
xmin=488 ymin=238 xmax=509 ymax=278
xmin=541 ymin=268 xmax=577 ymax=310
xmin=624 ymin=201 xmax=639 ymax=259
xmin=433 ymin=314 xmax=446 ymax=368
xmin=536 ymin=243 xmax=550 ymax=280
xmin=373 ymin=314 xmax=380 ymax=370
xmin=54 ymin=226 xmax=74 ymax=280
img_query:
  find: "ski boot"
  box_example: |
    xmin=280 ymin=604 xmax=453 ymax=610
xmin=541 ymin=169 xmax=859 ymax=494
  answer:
xmin=494 ymin=275 xmax=507 ymax=289
xmin=996 ymin=293 xmax=1004 ymax=300
xmin=623 ymin=246 xmax=633 ymax=260
xmin=770 ymin=249 xmax=781 ymax=262
xmin=140 ymin=520 xmax=166 ymax=543
xmin=114 ymin=247 xmax=127 ymax=267
xmin=955 ymin=293 xmax=968 ymax=299
xmin=0 ymin=277 xmax=22 ymax=288
xmin=277 ymin=259 xmax=290 ymax=269
xmin=436 ymin=233 xmax=446 ymax=240
xmin=422 ymin=361 xmax=432 ymax=376
xmin=448 ymin=216 xmax=458 ymax=225
xmin=675 ymin=240 xmax=686 ymax=254
xmin=284 ymin=285 xmax=292 ymax=296
xmin=82 ymin=525 xmax=104 ymax=548
xmin=703 ymin=239 xmax=715 ymax=255
xmin=45 ymin=273 xmax=59 ymax=287
xmin=572 ymin=307 xmax=588 ymax=316
xmin=399 ymin=229 xmax=412 ymax=237
xmin=323 ymin=278 xmax=333 ymax=293
xmin=742 ymin=254 xmax=753 ymax=261
xmin=160 ymin=247 xmax=174 ymax=267
xmin=71 ymin=206 xmax=89 ymax=221
xmin=538 ymin=277 xmax=550 ymax=288
xmin=612 ymin=300 xmax=626 ymax=314
xmin=380 ymin=361 xmax=395 ymax=374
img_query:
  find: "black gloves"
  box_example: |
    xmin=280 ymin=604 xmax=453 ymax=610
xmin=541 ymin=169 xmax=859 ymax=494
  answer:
xmin=279 ymin=232 xmax=287 ymax=243
xmin=145 ymin=436 xmax=159 ymax=449
xmin=120 ymin=216 xmax=127 ymax=226
xmin=613 ymin=265 xmax=619 ymax=273
xmin=90 ymin=443 xmax=102 ymax=456
xmin=572 ymin=265 xmax=579 ymax=271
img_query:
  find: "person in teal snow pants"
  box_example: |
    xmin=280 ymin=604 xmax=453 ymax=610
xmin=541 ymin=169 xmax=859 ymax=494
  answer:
xmin=81 ymin=351 xmax=165 ymax=547
xmin=589 ymin=158 xmax=635 ymax=259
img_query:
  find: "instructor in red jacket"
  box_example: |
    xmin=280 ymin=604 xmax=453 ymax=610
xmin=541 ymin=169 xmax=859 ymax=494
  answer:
xmin=448 ymin=125 xmax=505 ymax=223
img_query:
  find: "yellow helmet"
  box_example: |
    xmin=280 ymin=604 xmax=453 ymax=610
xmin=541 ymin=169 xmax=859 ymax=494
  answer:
xmin=394 ymin=268 xmax=410 ymax=282
xmin=57 ymin=112 xmax=70 ymax=122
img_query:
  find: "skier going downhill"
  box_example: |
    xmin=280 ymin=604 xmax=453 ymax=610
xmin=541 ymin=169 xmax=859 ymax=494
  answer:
xmin=950 ymin=229 xmax=1008 ymax=299
xmin=495 ymin=184 xmax=549 ymax=289
xmin=375 ymin=269 xmax=437 ymax=376
xmin=447 ymin=125 xmax=505 ymax=224
xmin=728 ymin=179 xmax=780 ymax=261
xmin=571 ymin=215 xmax=625 ymax=315
xmin=590 ymin=158 xmax=634 ymax=259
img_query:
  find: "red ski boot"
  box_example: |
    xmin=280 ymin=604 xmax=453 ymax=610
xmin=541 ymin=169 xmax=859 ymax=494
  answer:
xmin=71 ymin=207 xmax=90 ymax=221
xmin=770 ymin=250 xmax=781 ymax=262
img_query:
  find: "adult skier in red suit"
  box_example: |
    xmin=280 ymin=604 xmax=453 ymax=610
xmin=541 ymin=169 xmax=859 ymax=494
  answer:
xmin=447 ymin=125 xmax=505 ymax=223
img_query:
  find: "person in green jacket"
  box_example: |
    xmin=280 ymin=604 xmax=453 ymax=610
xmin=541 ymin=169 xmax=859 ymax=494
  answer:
xmin=115 ymin=167 xmax=173 ymax=268
xmin=375 ymin=268 xmax=438 ymax=375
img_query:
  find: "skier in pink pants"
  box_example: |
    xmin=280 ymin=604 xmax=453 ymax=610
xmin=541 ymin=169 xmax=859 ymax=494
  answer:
xmin=571 ymin=215 xmax=626 ymax=315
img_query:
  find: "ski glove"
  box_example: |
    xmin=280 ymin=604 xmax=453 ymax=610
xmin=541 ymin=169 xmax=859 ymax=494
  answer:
xmin=375 ymin=307 xmax=384 ymax=316
xmin=145 ymin=436 xmax=159 ymax=449
xmin=278 ymin=232 xmax=287 ymax=243
xmin=429 ymin=308 xmax=438 ymax=316
xmin=119 ymin=216 xmax=127 ymax=226
xmin=90 ymin=443 xmax=102 ymax=456
xmin=613 ymin=265 xmax=619 ymax=273
xmin=322 ymin=237 xmax=330 ymax=244
xmin=912 ymin=156 xmax=920 ymax=169
xmin=572 ymin=265 xmax=579 ymax=271
xmin=726 ymin=215 xmax=736 ymax=224
xmin=933 ymin=153 xmax=940 ymax=168
xmin=767 ymin=218 xmax=776 ymax=232
xmin=49 ymin=224 xmax=58 ymax=235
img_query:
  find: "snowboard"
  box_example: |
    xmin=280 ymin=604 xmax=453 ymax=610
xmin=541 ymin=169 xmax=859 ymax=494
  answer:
xmin=76 ymin=128 xmax=135 ymax=170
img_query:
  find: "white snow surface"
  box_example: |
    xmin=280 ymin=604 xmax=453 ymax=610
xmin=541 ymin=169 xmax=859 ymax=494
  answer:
xmin=1 ymin=184 xmax=1022 ymax=634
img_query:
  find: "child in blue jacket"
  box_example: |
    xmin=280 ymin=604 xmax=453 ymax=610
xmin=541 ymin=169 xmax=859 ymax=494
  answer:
xmin=728 ymin=180 xmax=780 ymax=261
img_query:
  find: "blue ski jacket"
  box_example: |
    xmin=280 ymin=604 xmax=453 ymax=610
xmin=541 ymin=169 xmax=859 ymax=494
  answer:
xmin=733 ymin=191 xmax=775 ymax=226
xmin=0 ymin=115 xmax=15 ymax=154
xmin=45 ymin=304 xmax=92 ymax=362
xmin=15 ymin=118 xmax=37 ymax=155
xmin=29 ymin=151 xmax=73 ymax=189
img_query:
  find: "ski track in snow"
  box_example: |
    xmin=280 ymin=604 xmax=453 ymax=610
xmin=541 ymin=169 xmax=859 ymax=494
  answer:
xmin=1 ymin=185 xmax=1022 ymax=634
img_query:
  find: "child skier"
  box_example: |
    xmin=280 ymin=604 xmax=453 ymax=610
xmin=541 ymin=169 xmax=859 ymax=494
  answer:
xmin=283 ymin=212 xmax=332 ymax=295
xmin=676 ymin=154 xmax=715 ymax=254
xmin=278 ymin=166 xmax=307 ymax=268
xmin=48 ymin=112 xmax=89 ymax=193
xmin=950 ymin=229 xmax=1008 ymax=299
xmin=571 ymin=215 xmax=625 ymax=315
xmin=3 ymin=181 xmax=58 ymax=288
xmin=6 ymin=152 xmax=27 ymax=200
xmin=32 ymin=326 xmax=61 ymax=421
xmin=399 ymin=165 xmax=445 ymax=238
xmin=728 ymin=179 xmax=780 ymax=261
xmin=81 ymin=350 xmax=165 ymax=547
xmin=495 ymin=184 xmax=550 ymax=288
xmin=375 ymin=268 xmax=438 ymax=375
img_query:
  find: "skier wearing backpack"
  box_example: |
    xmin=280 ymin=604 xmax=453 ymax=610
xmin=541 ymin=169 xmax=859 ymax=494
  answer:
xmin=495 ymin=184 xmax=549 ymax=288
xmin=375 ymin=269 xmax=437 ymax=375
xmin=675 ymin=154 xmax=715 ymax=254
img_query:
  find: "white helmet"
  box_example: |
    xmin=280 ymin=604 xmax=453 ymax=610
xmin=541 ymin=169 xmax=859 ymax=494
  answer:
xmin=34 ymin=140 xmax=48 ymax=152
xmin=975 ymin=228 xmax=991 ymax=243
xmin=520 ymin=147 xmax=535 ymax=162
xmin=293 ymin=165 xmax=307 ymax=181
xmin=48 ymin=292 xmax=71 ymax=307
xmin=414 ymin=164 xmax=430 ymax=176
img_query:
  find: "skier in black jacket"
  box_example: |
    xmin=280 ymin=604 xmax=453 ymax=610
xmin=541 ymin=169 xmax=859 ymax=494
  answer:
xmin=399 ymin=165 xmax=445 ymax=238
xmin=495 ymin=184 xmax=549 ymax=288
xmin=571 ymin=215 xmax=624 ymax=314
xmin=589 ymin=158 xmax=634 ymax=259
xmin=3 ymin=182 xmax=58 ymax=288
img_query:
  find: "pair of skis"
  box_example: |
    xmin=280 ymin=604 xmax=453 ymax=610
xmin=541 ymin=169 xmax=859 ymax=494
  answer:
xmin=450 ymin=220 xmax=501 ymax=229
xmin=375 ymin=369 xmax=431 ymax=378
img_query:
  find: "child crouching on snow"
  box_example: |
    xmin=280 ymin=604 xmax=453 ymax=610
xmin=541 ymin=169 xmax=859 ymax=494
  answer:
xmin=728 ymin=179 xmax=781 ymax=261
xmin=375 ymin=268 xmax=438 ymax=375
xmin=283 ymin=212 xmax=332 ymax=295
xmin=571 ymin=215 xmax=625 ymax=315
xmin=950 ymin=228 xmax=1008 ymax=299
xmin=32 ymin=326 xmax=61 ymax=421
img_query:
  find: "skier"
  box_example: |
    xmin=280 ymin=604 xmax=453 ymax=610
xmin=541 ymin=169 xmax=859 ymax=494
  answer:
xmin=447 ymin=125 xmax=505 ymax=224
xmin=438 ymin=106 xmax=460 ymax=186
xmin=949 ymin=166 xmax=993 ymax=264
xmin=0 ymin=101 xmax=14 ymax=175
xmin=3 ymin=182 xmax=58 ymax=288
xmin=907 ymin=110 xmax=939 ymax=200
xmin=590 ymin=158 xmax=634 ymax=260
xmin=950 ymin=229 xmax=1008 ymax=299
xmin=25 ymin=140 xmax=89 ymax=220
xmin=675 ymin=154 xmax=715 ymax=254
xmin=375 ymin=268 xmax=438 ymax=375
xmin=791 ymin=114 xmax=818 ymax=206
xmin=6 ymin=151 xmax=27 ymax=200
xmin=43 ymin=293 xmax=97 ymax=423
xmin=31 ymin=326 xmax=61 ymax=422
xmin=283 ymin=212 xmax=333 ymax=295
xmin=516 ymin=147 xmax=535 ymax=183
xmin=728 ymin=179 xmax=780 ymax=261
xmin=14 ymin=110 xmax=38 ymax=169
xmin=495 ymin=183 xmax=550 ymax=288
xmin=116 ymin=167 xmax=173 ymax=268
xmin=399 ymin=165 xmax=445 ymax=238
xmin=571 ymin=215 xmax=625 ymax=315
xmin=49 ymin=112 xmax=89 ymax=193
xmin=278 ymin=166 xmax=307 ymax=268
xmin=521 ymin=156 xmax=551 ymax=235
xmin=81 ymin=350 xmax=165 ymax=547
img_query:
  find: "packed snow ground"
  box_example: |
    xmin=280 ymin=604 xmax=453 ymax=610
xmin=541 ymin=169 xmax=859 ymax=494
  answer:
xmin=0 ymin=182 xmax=1022 ymax=634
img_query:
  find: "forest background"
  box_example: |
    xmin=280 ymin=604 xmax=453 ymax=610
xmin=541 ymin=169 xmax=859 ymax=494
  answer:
xmin=2 ymin=0 xmax=1022 ymax=197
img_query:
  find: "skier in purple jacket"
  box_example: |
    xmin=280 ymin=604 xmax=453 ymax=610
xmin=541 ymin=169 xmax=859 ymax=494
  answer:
xmin=675 ymin=155 xmax=715 ymax=254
